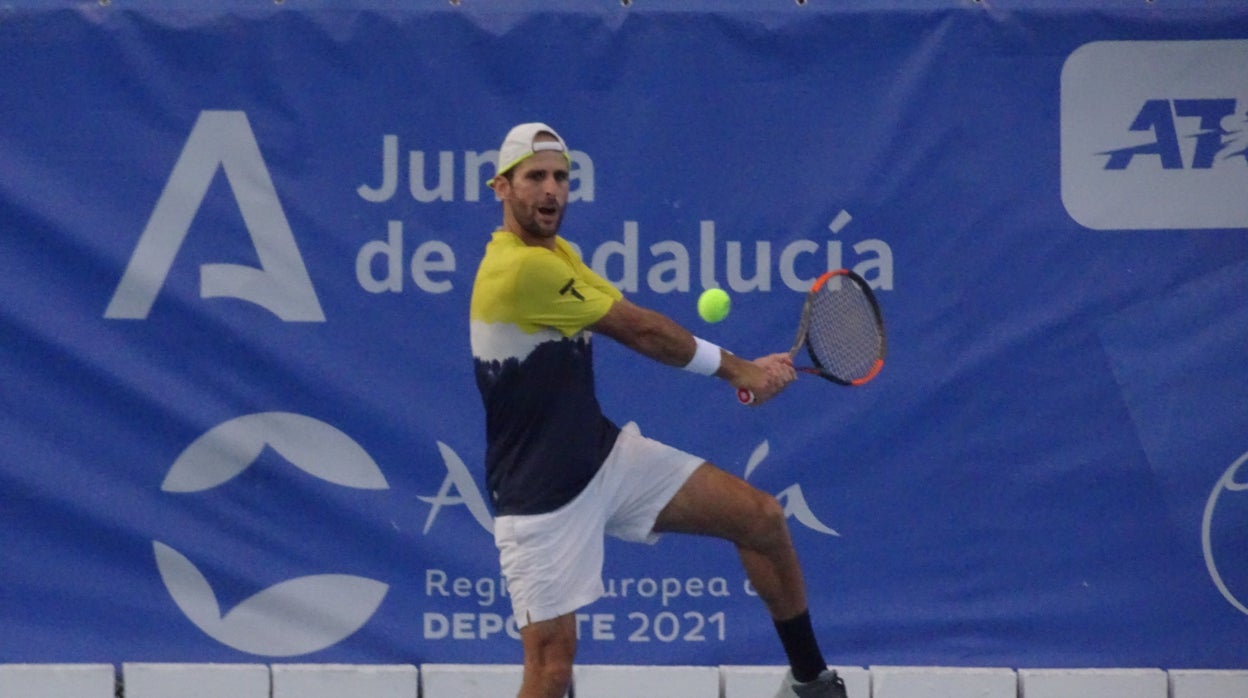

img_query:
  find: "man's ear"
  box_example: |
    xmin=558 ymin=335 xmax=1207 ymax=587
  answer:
xmin=491 ymin=175 xmax=510 ymax=200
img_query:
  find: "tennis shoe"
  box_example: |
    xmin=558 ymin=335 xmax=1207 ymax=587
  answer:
xmin=774 ymin=669 xmax=847 ymax=698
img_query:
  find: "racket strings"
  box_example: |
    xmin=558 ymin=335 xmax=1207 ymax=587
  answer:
xmin=806 ymin=281 xmax=883 ymax=381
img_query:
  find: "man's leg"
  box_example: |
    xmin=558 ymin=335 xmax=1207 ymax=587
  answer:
xmin=516 ymin=613 xmax=576 ymax=698
xmin=654 ymin=462 xmax=842 ymax=696
xmin=654 ymin=462 xmax=808 ymax=619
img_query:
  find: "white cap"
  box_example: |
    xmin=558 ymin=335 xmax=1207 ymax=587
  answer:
xmin=487 ymin=122 xmax=570 ymax=186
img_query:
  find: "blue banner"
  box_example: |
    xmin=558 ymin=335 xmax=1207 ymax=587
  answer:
xmin=2 ymin=0 xmax=1248 ymax=669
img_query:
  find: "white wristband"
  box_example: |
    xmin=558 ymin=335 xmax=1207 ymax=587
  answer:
xmin=683 ymin=337 xmax=722 ymax=376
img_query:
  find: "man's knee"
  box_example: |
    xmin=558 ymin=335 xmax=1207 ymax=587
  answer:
xmin=743 ymin=491 xmax=791 ymax=549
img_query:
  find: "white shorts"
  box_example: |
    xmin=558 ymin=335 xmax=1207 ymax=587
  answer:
xmin=494 ymin=422 xmax=704 ymax=628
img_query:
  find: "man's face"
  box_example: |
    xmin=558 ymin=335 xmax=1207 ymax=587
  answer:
xmin=500 ymin=149 xmax=569 ymax=242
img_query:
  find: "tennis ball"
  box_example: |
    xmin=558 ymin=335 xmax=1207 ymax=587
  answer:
xmin=697 ymin=288 xmax=731 ymax=323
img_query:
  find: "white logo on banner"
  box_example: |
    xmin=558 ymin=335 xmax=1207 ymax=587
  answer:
xmin=419 ymin=441 xmax=496 ymax=535
xmin=1060 ymin=40 xmax=1248 ymax=230
xmin=1203 ymin=447 xmax=1248 ymax=616
xmin=1063 ymin=39 xmax=1248 ymax=231
xmin=744 ymin=440 xmax=839 ymax=536
xmin=156 ymin=412 xmax=388 ymax=656
xmin=106 ymin=110 xmax=325 ymax=321
xmin=419 ymin=432 xmax=838 ymax=537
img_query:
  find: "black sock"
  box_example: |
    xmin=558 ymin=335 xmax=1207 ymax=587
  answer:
xmin=773 ymin=610 xmax=828 ymax=683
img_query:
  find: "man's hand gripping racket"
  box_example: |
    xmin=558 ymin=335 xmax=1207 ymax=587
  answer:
xmin=738 ymin=269 xmax=887 ymax=405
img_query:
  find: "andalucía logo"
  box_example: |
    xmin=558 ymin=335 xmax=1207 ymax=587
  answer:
xmin=1061 ymin=40 xmax=1248 ymax=231
xmin=419 ymin=425 xmax=840 ymax=539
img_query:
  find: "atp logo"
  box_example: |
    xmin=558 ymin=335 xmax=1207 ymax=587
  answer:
xmin=105 ymin=111 xmax=324 ymax=321
xmin=1061 ymin=40 xmax=1248 ymax=230
xmin=1101 ymin=99 xmax=1248 ymax=171
xmin=156 ymin=412 xmax=389 ymax=656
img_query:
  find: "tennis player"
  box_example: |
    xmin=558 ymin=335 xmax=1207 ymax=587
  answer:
xmin=470 ymin=122 xmax=847 ymax=698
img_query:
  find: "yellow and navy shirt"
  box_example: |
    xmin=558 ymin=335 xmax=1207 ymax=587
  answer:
xmin=470 ymin=230 xmax=624 ymax=516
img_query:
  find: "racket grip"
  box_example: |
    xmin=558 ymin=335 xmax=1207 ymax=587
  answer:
xmin=737 ymin=388 xmax=755 ymax=405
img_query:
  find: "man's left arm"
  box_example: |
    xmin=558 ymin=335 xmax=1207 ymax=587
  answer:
xmin=589 ymin=298 xmax=794 ymax=404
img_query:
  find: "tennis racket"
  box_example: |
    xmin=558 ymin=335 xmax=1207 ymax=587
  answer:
xmin=738 ymin=269 xmax=886 ymax=404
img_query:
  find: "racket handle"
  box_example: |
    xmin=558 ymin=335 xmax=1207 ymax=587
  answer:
xmin=737 ymin=388 xmax=755 ymax=405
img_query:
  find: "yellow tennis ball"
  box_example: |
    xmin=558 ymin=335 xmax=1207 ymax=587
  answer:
xmin=697 ymin=288 xmax=731 ymax=323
